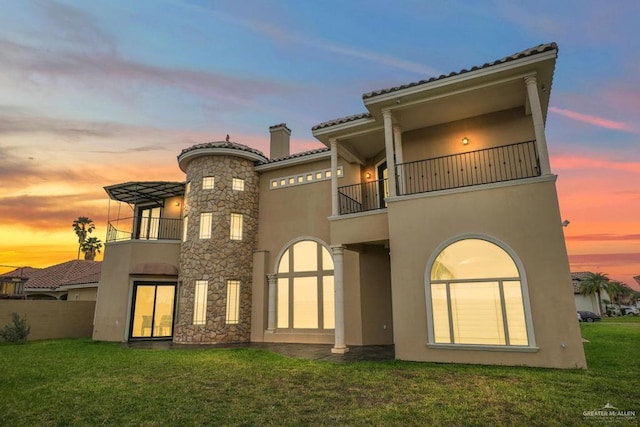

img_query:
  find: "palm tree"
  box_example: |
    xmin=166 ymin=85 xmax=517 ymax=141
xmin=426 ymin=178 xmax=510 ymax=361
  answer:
xmin=80 ymin=237 xmax=103 ymax=261
xmin=72 ymin=217 xmax=95 ymax=259
xmin=606 ymin=281 xmax=624 ymax=305
xmin=578 ymin=272 xmax=609 ymax=316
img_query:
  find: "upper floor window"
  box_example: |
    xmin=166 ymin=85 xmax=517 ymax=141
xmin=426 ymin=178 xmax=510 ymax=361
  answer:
xmin=199 ymin=213 xmax=212 ymax=239
xmin=182 ymin=216 xmax=188 ymax=242
xmin=226 ymin=280 xmax=241 ymax=324
xmin=202 ymin=176 xmax=215 ymax=190
xmin=427 ymin=238 xmax=532 ymax=348
xmin=232 ymin=178 xmax=245 ymax=191
xmin=185 ymin=181 xmax=191 ymax=194
xmin=230 ymin=213 xmax=243 ymax=240
xmin=276 ymin=239 xmax=334 ymax=330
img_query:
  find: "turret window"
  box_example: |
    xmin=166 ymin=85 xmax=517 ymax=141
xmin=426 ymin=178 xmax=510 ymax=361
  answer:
xmin=232 ymin=178 xmax=245 ymax=191
xmin=202 ymin=176 xmax=214 ymax=190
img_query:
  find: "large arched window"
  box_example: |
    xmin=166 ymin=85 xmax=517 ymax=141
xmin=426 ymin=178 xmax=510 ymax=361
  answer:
xmin=426 ymin=238 xmax=532 ymax=347
xmin=276 ymin=239 xmax=334 ymax=330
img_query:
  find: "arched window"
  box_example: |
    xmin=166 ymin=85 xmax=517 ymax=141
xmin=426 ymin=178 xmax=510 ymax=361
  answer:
xmin=276 ymin=239 xmax=334 ymax=330
xmin=426 ymin=238 xmax=532 ymax=347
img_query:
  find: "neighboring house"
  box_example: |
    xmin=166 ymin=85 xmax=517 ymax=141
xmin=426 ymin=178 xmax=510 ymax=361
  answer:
xmin=0 ymin=267 xmax=41 ymax=299
xmin=93 ymin=43 xmax=586 ymax=368
xmin=572 ymin=271 xmax=610 ymax=315
xmin=1 ymin=261 xmax=102 ymax=300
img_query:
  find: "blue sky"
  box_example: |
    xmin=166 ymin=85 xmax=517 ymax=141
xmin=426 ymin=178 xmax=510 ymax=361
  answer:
xmin=0 ymin=0 xmax=638 ymax=288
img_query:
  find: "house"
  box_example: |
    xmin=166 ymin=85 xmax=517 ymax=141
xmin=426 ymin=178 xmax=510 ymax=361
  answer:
xmin=572 ymin=271 xmax=609 ymax=315
xmin=93 ymin=43 xmax=586 ymax=368
xmin=1 ymin=261 xmax=102 ymax=300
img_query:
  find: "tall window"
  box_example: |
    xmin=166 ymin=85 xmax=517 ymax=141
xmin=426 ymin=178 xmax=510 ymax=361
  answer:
xmin=276 ymin=240 xmax=334 ymax=330
xmin=185 ymin=181 xmax=191 ymax=194
xmin=230 ymin=213 xmax=243 ymax=240
xmin=232 ymin=178 xmax=245 ymax=191
xmin=193 ymin=280 xmax=208 ymax=325
xmin=202 ymin=176 xmax=215 ymax=190
xmin=199 ymin=213 xmax=212 ymax=239
xmin=427 ymin=238 xmax=530 ymax=347
xmin=182 ymin=216 xmax=188 ymax=242
xmin=226 ymin=280 xmax=240 ymax=324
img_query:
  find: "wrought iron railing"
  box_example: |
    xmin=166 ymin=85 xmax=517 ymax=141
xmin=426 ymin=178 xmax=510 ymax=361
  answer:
xmin=396 ymin=140 xmax=540 ymax=196
xmin=338 ymin=179 xmax=388 ymax=215
xmin=106 ymin=216 xmax=182 ymax=242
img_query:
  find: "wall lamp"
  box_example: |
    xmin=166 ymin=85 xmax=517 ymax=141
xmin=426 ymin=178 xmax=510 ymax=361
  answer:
xmin=365 ymin=172 xmax=372 ymax=179
xmin=462 ymin=137 xmax=469 ymax=145
xmin=175 ymin=201 xmax=181 ymax=207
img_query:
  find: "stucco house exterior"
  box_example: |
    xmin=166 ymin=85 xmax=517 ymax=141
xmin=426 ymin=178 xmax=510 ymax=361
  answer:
xmin=93 ymin=43 xmax=586 ymax=368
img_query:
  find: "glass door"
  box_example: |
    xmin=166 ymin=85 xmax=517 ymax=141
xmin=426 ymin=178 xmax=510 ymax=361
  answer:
xmin=377 ymin=161 xmax=388 ymax=208
xmin=130 ymin=282 xmax=176 ymax=339
xmin=138 ymin=207 xmax=161 ymax=240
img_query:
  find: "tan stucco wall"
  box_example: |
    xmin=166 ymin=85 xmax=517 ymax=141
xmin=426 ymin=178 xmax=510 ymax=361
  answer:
xmin=0 ymin=300 xmax=95 ymax=340
xmin=402 ymin=108 xmax=535 ymax=163
xmin=93 ymin=240 xmax=180 ymax=342
xmin=67 ymin=287 xmax=98 ymax=301
xmin=330 ymin=211 xmax=389 ymax=245
xmin=386 ymin=177 xmax=586 ymax=368
xmin=358 ymin=245 xmax=393 ymax=344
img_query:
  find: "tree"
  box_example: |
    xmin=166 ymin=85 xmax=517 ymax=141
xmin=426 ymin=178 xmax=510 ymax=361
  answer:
xmin=578 ymin=272 xmax=609 ymax=316
xmin=606 ymin=281 xmax=624 ymax=305
xmin=80 ymin=237 xmax=103 ymax=261
xmin=72 ymin=217 xmax=95 ymax=259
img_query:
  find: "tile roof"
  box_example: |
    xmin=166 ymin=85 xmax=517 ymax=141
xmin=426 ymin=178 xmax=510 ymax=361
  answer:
xmin=21 ymin=260 xmax=102 ymax=290
xmin=178 ymin=141 xmax=268 ymax=162
xmin=571 ymin=271 xmax=591 ymax=294
xmin=312 ymin=112 xmax=373 ymax=131
xmin=0 ymin=267 xmax=41 ymax=279
xmin=263 ymin=147 xmax=330 ymax=164
xmin=362 ymin=42 xmax=558 ymax=100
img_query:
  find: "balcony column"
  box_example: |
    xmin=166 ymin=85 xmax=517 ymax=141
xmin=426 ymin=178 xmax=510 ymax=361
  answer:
xmin=266 ymin=273 xmax=277 ymax=332
xmin=393 ymin=125 xmax=403 ymax=194
xmin=330 ymin=138 xmax=339 ymax=216
xmin=331 ymin=244 xmax=348 ymax=353
xmin=383 ymin=110 xmax=397 ymax=197
xmin=525 ymin=76 xmax=552 ymax=175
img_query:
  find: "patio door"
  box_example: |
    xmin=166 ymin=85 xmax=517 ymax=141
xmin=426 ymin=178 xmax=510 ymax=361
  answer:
xmin=139 ymin=206 xmax=161 ymax=240
xmin=130 ymin=282 xmax=176 ymax=339
xmin=377 ymin=161 xmax=388 ymax=208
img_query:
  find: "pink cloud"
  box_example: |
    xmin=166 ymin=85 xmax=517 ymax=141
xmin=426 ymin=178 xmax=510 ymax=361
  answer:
xmin=549 ymin=106 xmax=640 ymax=135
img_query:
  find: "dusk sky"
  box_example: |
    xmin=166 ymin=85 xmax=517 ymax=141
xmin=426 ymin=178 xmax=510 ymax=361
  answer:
xmin=1 ymin=1 xmax=638 ymax=289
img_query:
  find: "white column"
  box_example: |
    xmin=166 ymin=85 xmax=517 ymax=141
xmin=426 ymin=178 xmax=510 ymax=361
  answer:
xmin=266 ymin=274 xmax=277 ymax=332
xmin=330 ymin=138 xmax=339 ymax=216
xmin=525 ymin=76 xmax=552 ymax=175
xmin=331 ymin=245 xmax=348 ymax=353
xmin=383 ymin=110 xmax=397 ymax=197
xmin=393 ymin=125 xmax=403 ymax=195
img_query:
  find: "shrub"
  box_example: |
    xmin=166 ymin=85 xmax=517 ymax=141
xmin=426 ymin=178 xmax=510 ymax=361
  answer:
xmin=0 ymin=312 xmax=30 ymax=343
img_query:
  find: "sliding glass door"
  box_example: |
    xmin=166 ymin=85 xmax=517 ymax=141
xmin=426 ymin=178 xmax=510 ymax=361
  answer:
xmin=130 ymin=282 xmax=176 ymax=339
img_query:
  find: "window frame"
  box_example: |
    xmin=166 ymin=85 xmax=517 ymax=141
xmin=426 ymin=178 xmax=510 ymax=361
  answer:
xmin=424 ymin=234 xmax=537 ymax=352
xmin=274 ymin=237 xmax=335 ymax=331
xmin=229 ymin=213 xmax=243 ymax=240
xmin=232 ymin=178 xmax=245 ymax=191
xmin=202 ymin=176 xmax=215 ymax=190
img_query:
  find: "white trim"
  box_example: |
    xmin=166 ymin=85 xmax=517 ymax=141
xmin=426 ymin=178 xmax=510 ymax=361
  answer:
xmin=312 ymin=116 xmax=377 ymax=137
xmin=427 ymin=343 xmax=539 ymax=353
xmin=424 ymin=233 xmax=537 ymax=349
xmin=364 ymin=50 xmax=556 ymax=106
xmin=328 ymin=207 xmax=388 ymax=221
xmin=269 ymin=166 xmax=343 ymax=190
xmin=385 ymin=175 xmax=557 ymax=205
xmin=57 ymin=283 xmax=99 ymax=291
xmin=254 ymin=151 xmax=330 ymax=171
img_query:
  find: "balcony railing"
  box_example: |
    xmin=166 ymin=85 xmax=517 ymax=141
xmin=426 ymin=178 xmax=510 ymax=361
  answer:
xmin=338 ymin=179 xmax=388 ymax=215
xmin=106 ymin=216 xmax=182 ymax=243
xmin=397 ymin=140 xmax=540 ymax=196
xmin=336 ymin=141 xmax=541 ymax=215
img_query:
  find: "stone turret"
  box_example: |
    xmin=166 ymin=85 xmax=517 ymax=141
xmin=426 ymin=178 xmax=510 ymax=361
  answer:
xmin=173 ymin=141 xmax=266 ymax=344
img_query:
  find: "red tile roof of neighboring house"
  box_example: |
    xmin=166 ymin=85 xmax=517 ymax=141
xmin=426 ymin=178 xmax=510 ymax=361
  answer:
xmin=18 ymin=260 xmax=102 ymax=290
xmin=634 ymin=276 xmax=640 ymax=288
xmin=0 ymin=267 xmax=42 ymax=280
xmin=571 ymin=271 xmax=591 ymax=294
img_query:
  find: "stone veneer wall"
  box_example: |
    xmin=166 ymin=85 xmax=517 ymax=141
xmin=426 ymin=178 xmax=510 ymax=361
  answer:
xmin=174 ymin=154 xmax=259 ymax=343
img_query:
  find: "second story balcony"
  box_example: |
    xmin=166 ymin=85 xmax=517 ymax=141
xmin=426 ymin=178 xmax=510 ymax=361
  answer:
xmin=106 ymin=216 xmax=183 ymax=243
xmin=337 ymin=140 xmax=540 ymax=215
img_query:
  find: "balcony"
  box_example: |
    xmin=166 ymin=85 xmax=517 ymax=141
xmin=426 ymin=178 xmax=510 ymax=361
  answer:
xmin=106 ymin=216 xmax=182 ymax=243
xmin=337 ymin=141 xmax=540 ymax=215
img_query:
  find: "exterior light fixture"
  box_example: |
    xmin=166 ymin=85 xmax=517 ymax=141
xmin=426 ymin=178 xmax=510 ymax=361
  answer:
xmin=462 ymin=137 xmax=469 ymax=145
xmin=175 ymin=201 xmax=181 ymax=207
xmin=365 ymin=172 xmax=372 ymax=179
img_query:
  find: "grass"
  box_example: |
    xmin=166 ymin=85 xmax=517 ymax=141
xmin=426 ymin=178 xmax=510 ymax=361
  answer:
xmin=1 ymin=319 xmax=639 ymax=426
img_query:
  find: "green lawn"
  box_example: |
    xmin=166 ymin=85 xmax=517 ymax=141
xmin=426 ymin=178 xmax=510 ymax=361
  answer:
xmin=1 ymin=320 xmax=639 ymax=426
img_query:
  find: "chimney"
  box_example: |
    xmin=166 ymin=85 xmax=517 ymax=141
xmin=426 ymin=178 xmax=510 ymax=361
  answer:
xmin=269 ymin=123 xmax=291 ymax=159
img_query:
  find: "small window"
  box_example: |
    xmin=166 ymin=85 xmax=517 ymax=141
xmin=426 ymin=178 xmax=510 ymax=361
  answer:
xmin=202 ymin=176 xmax=215 ymax=190
xmin=199 ymin=213 xmax=212 ymax=239
xmin=230 ymin=213 xmax=243 ymax=240
xmin=182 ymin=216 xmax=188 ymax=242
xmin=193 ymin=280 xmax=208 ymax=325
xmin=232 ymin=178 xmax=245 ymax=191
xmin=226 ymin=280 xmax=240 ymax=324
xmin=271 ymin=181 xmax=278 ymax=188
